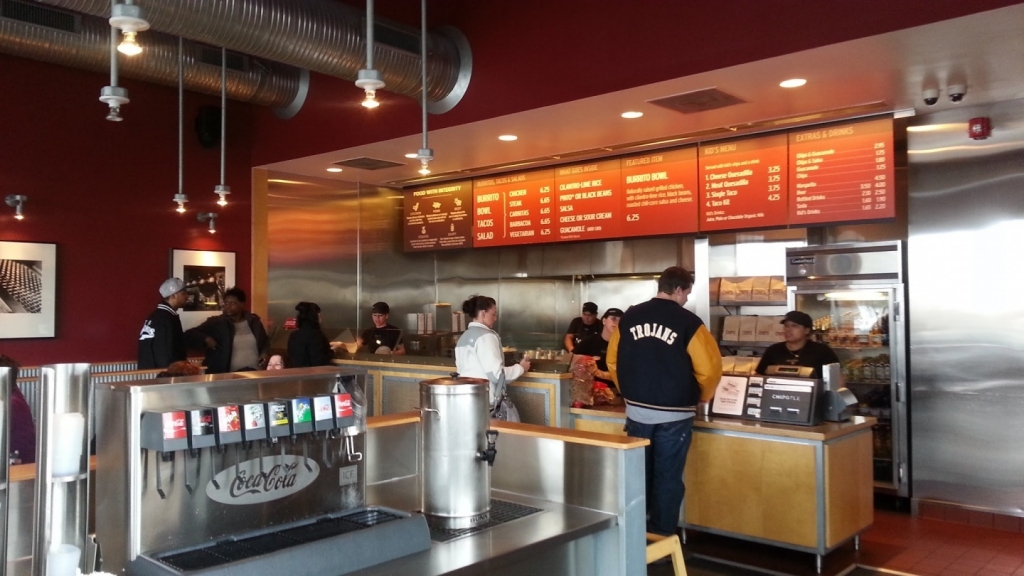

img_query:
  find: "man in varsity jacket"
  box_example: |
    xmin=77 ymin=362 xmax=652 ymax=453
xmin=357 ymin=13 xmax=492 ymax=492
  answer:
xmin=137 ymin=278 xmax=189 ymax=370
xmin=607 ymin=266 xmax=722 ymax=537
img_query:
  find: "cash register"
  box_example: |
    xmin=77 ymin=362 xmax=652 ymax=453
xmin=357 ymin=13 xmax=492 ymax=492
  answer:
xmin=718 ymin=363 xmax=857 ymax=426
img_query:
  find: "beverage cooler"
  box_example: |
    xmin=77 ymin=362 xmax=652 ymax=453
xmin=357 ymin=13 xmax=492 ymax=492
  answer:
xmin=786 ymin=241 xmax=909 ymax=497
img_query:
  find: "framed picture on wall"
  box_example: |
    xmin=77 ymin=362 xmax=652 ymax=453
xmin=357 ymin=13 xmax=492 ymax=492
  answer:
xmin=170 ymin=249 xmax=236 ymax=331
xmin=0 ymin=241 xmax=57 ymax=339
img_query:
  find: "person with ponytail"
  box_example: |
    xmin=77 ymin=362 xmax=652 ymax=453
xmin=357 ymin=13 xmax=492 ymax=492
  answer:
xmin=287 ymin=301 xmax=338 ymax=368
xmin=454 ymin=295 xmax=530 ymax=420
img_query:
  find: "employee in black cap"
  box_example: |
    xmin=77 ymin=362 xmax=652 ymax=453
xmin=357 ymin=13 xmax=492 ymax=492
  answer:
xmin=572 ymin=307 xmax=624 ymax=387
xmin=564 ymin=301 xmax=601 ymax=352
xmin=359 ymin=301 xmax=405 ymax=355
xmin=756 ymin=311 xmax=840 ymax=379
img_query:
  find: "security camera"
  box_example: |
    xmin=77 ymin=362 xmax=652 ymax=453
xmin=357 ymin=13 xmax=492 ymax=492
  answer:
xmin=922 ymin=88 xmax=939 ymax=106
xmin=948 ymin=84 xmax=967 ymax=103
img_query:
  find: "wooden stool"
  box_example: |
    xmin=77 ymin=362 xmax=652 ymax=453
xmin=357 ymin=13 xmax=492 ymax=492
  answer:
xmin=646 ymin=532 xmax=687 ymax=575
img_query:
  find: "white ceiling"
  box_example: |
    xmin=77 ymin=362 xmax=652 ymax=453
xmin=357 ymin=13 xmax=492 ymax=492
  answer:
xmin=262 ymin=4 xmax=1024 ymax=187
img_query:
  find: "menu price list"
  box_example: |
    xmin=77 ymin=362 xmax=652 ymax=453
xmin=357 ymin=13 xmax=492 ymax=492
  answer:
xmin=472 ymin=169 xmax=555 ymax=247
xmin=552 ymin=159 xmax=623 ymax=242
xmin=698 ymin=133 xmax=789 ymax=232
xmin=620 ymin=148 xmax=699 ymax=235
xmin=788 ymin=117 xmax=895 ymax=225
xmin=402 ymin=180 xmax=473 ymax=252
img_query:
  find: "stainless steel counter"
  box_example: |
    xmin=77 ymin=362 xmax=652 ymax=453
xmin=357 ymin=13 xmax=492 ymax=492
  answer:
xmin=335 ymin=353 xmax=569 ymax=374
xmin=351 ymin=491 xmax=617 ymax=576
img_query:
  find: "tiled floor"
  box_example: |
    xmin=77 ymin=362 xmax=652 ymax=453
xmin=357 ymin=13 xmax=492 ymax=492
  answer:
xmin=649 ymin=510 xmax=1024 ymax=576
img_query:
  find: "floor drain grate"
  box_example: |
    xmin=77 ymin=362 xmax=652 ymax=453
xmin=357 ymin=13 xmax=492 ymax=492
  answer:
xmin=429 ymin=499 xmax=543 ymax=543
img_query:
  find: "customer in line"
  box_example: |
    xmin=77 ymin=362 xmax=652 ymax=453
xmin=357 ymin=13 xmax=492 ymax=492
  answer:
xmin=288 ymin=301 xmax=340 ymax=368
xmin=0 ymin=354 xmax=37 ymax=464
xmin=607 ymin=266 xmax=722 ymax=537
xmin=266 ymin=355 xmax=285 ymax=370
xmin=455 ymin=295 xmax=531 ymax=411
xmin=137 ymin=277 xmax=189 ymax=369
xmin=187 ymin=287 xmax=270 ymax=373
xmin=155 ymin=360 xmax=202 ymax=378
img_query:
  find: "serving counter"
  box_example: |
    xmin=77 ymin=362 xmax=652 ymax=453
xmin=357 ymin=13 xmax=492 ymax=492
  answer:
xmin=334 ymin=355 xmax=572 ymax=427
xmin=570 ymin=405 xmax=876 ymax=572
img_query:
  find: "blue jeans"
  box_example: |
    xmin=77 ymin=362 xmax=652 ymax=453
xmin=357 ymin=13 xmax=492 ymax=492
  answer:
xmin=625 ymin=417 xmax=695 ymax=536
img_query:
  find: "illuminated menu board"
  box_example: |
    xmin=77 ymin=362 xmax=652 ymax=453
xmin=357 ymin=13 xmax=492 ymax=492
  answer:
xmin=788 ymin=117 xmax=895 ymax=225
xmin=620 ymin=148 xmax=699 ymax=236
xmin=472 ymin=169 xmax=555 ymax=247
xmin=402 ymin=180 xmax=473 ymax=251
xmin=698 ymin=133 xmax=789 ymax=232
xmin=554 ymin=160 xmax=622 ymax=242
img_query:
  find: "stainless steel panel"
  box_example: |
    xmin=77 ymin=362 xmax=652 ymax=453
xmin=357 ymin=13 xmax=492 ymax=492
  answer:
xmin=908 ymin=99 xmax=1024 ymax=513
xmin=590 ymin=240 xmax=629 ymax=275
xmin=786 ymin=242 xmax=902 ymax=282
xmin=6 ymin=478 xmax=33 ymax=576
xmin=583 ymin=278 xmax=658 ymax=314
xmin=0 ymin=368 xmax=9 ymax=571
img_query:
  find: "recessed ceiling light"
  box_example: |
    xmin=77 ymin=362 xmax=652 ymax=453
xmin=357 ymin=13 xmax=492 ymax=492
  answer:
xmin=404 ymin=153 xmax=419 ymax=159
xmin=326 ymin=167 xmax=343 ymax=173
xmin=498 ymin=134 xmax=518 ymax=141
xmin=780 ymin=78 xmax=807 ymax=88
xmin=621 ymin=111 xmax=644 ymax=119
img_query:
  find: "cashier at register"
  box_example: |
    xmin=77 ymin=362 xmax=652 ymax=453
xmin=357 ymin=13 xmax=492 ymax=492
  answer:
xmin=756 ymin=311 xmax=840 ymax=379
xmin=358 ymin=301 xmax=405 ymax=355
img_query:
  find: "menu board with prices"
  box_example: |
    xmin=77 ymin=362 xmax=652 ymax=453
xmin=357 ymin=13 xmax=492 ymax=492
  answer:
xmin=554 ymin=160 xmax=622 ymax=242
xmin=698 ymin=133 xmax=789 ymax=232
xmin=472 ymin=169 xmax=555 ymax=247
xmin=620 ymin=148 xmax=699 ymax=236
xmin=403 ymin=180 xmax=473 ymax=252
xmin=788 ymin=117 xmax=895 ymax=225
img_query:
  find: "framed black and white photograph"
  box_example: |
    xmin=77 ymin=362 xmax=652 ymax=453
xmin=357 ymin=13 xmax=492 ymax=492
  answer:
xmin=0 ymin=241 xmax=57 ymax=338
xmin=171 ymin=249 xmax=235 ymax=331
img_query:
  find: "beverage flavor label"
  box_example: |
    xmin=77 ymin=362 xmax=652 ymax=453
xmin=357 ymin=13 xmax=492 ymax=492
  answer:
xmin=191 ymin=408 xmax=214 ymax=436
xmin=269 ymin=402 xmax=289 ymax=427
xmin=335 ymin=394 xmax=354 ymax=418
xmin=162 ymin=411 xmax=187 ymax=440
xmin=292 ymin=398 xmax=312 ymax=423
xmin=218 ymin=405 xmax=241 ymax=432
xmin=244 ymin=404 xmax=265 ymax=430
xmin=313 ymin=397 xmax=334 ymax=422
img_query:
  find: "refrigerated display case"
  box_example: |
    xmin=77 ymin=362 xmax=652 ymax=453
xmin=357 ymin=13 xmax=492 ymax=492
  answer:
xmin=786 ymin=241 xmax=908 ymax=496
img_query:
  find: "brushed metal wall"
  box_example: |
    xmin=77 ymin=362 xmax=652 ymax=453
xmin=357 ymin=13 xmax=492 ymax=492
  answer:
xmin=908 ymin=99 xmax=1024 ymax=514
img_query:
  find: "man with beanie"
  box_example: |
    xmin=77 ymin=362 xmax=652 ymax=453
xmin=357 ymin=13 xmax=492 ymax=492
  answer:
xmin=607 ymin=266 xmax=722 ymax=537
xmin=138 ymin=278 xmax=188 ymax=369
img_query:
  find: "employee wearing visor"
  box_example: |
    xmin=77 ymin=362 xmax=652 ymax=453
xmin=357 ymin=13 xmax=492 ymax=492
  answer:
xmin=359 ymin=301 xmax=405 ymax=355
xmin=756 ymin=311 xmax=840 ymax=379
xmin=564 ymin=301 xmax=601 ymax=352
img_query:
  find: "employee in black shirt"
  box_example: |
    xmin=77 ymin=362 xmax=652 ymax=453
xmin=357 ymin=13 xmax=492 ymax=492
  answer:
xmin=563 ymin=301 xmax=601 ymax=352
xmin=572 ymin=307 xmax=624 ymax=387
xmin=756 ymin=311 xmax=841 ymax=379
xmin=359 ymin=301 xmax=405 ymax=354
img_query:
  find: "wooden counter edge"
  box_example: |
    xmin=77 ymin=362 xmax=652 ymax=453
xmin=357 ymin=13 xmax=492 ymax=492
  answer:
xmin=334 ymin=358 xmax=572 ymax=379
xmin=10 ymin=455 xmax=97 ymax=483
xmin=494 ymin=420 xmax=649 ymax=450
xmin=367 ymin=411 xmax=421 ymax=429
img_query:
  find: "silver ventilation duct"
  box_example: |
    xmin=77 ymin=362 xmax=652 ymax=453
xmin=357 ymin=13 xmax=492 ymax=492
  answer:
xmin=34 ymin=0 xmax=468 ymax=108
xmin=0 ymin=8 xmax=305 ymax=110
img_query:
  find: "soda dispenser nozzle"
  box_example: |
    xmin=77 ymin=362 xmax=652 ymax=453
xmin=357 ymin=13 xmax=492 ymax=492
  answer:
xmin=476 ymin=429 xmax=499 ymax=467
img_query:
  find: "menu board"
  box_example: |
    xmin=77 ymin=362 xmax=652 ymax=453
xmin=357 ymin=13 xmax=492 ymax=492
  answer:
xmin=472 ymin=169 xmax=555 ymax=247
xmin=698 ymin=133 xmax=789 ymax=232
xmin=788 ymin=117 xmax=895 ymax=225
xmin=554 ymin=160 xmax=622 ymax=242
xmin=403 ymin=180 xmax=473 ymax=251
xmin=620 ymin=148 xmax=699 ymax=236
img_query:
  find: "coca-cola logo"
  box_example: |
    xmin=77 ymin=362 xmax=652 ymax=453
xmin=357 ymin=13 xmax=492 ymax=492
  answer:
xmin=206 ymin=455 xmax=319 ymax=505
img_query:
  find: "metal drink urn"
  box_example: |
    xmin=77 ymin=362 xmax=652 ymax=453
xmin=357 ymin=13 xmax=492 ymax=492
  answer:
xmin=418 ymin=377 xmax=499 ymax=529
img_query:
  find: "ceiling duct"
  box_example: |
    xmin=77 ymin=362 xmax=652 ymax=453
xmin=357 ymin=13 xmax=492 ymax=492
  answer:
xmin=34 ymin=0 xmax=470 ymax=110
xmin=0 ymin=4 xmax=304 ymax=110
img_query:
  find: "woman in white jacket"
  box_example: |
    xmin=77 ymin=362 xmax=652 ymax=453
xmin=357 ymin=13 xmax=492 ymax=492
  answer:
xmin=455 ymin=295 xmax=531 ymax=411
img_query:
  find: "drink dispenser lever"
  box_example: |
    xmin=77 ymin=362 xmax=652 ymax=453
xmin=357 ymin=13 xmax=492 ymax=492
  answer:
xmin=210 ymin=405 xmax=243 ymax=489
xmin=140 ymin=410 xmax=190 ymax=499
xmin=334 ymin=392 xmax=362 ymax=462
xmin=476 ymin=429 xmax=499 ymax=466
xmin=283 ymin=398 xmax=314 ymax=471
xmin=184 ymin=407 xmax=217 ymax=494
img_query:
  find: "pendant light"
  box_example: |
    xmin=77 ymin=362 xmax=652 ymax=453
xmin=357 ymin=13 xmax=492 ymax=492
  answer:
xmin=197 ymin=212 xmax=218 ymax=234
xmin=109 ymin=1 xmax=149 ymax=57
xmin=415 ymin=0 xmax=433 ymax=175
xmin=214 ymin=47 xmax=230 ymax=207
xmin=5 ymin=195 xmax=27 ymax=221
xmin=355 ymin=0 xmax=385 ymax=108
xmin=99 ymin=1 xmax=129 ymax=121
xmin=172 ymin=37 xmax=188 ymax=213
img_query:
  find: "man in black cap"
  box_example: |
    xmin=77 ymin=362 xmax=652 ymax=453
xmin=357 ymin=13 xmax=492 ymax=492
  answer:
xmin=137 ymin=278 xmax=189 ymax=369
xmin=571 ymin=307 xmax=623 ymax=388
xmin=359 ymin=301 xmax=405 ymax=354
xmin=563 ymin=301 xmax=601 ymax=352
xmin=756 ymin=310 xmax=840 ymax=379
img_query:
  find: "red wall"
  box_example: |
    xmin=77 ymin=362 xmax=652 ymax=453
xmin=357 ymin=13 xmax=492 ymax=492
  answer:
xmin=0 ymin=54 xmax=253 ymax=366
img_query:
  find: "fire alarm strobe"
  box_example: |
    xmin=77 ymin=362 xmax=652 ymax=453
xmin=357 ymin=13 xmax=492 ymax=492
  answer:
xmin=968 ymin=117 xmax=992 ymax=140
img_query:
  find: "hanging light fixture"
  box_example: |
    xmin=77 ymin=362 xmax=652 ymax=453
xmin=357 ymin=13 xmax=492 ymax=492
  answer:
xmin=197 ymin=212 xmax=218 ymax=234
xmin=99 ymin=5 xmax=129 ymax=121
xmin=5 ymin=195 xmax=27 ymax=221
xmin=214 ymin=47 xmax=231 ymax=207
xmin=354 ymin=0 xmax=385 ymax=108
xmin=415 ymin=0 xmax=433 ymax=175
xmin=109 ymin=1 xmax=150 ymax=57
xmin=173 ymin=37 xmax=188 ymax=213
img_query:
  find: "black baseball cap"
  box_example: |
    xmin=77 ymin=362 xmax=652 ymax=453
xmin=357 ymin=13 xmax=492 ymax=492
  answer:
xmin=781 ymin=311 xmax=813 ymax=329
xmin=582 ymin=302 xmax=598 ymax=314
xmin=602 ymin=308 xmax=624 ymax=319
xmin=371 ymin=301 xmax=390 ymax=315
